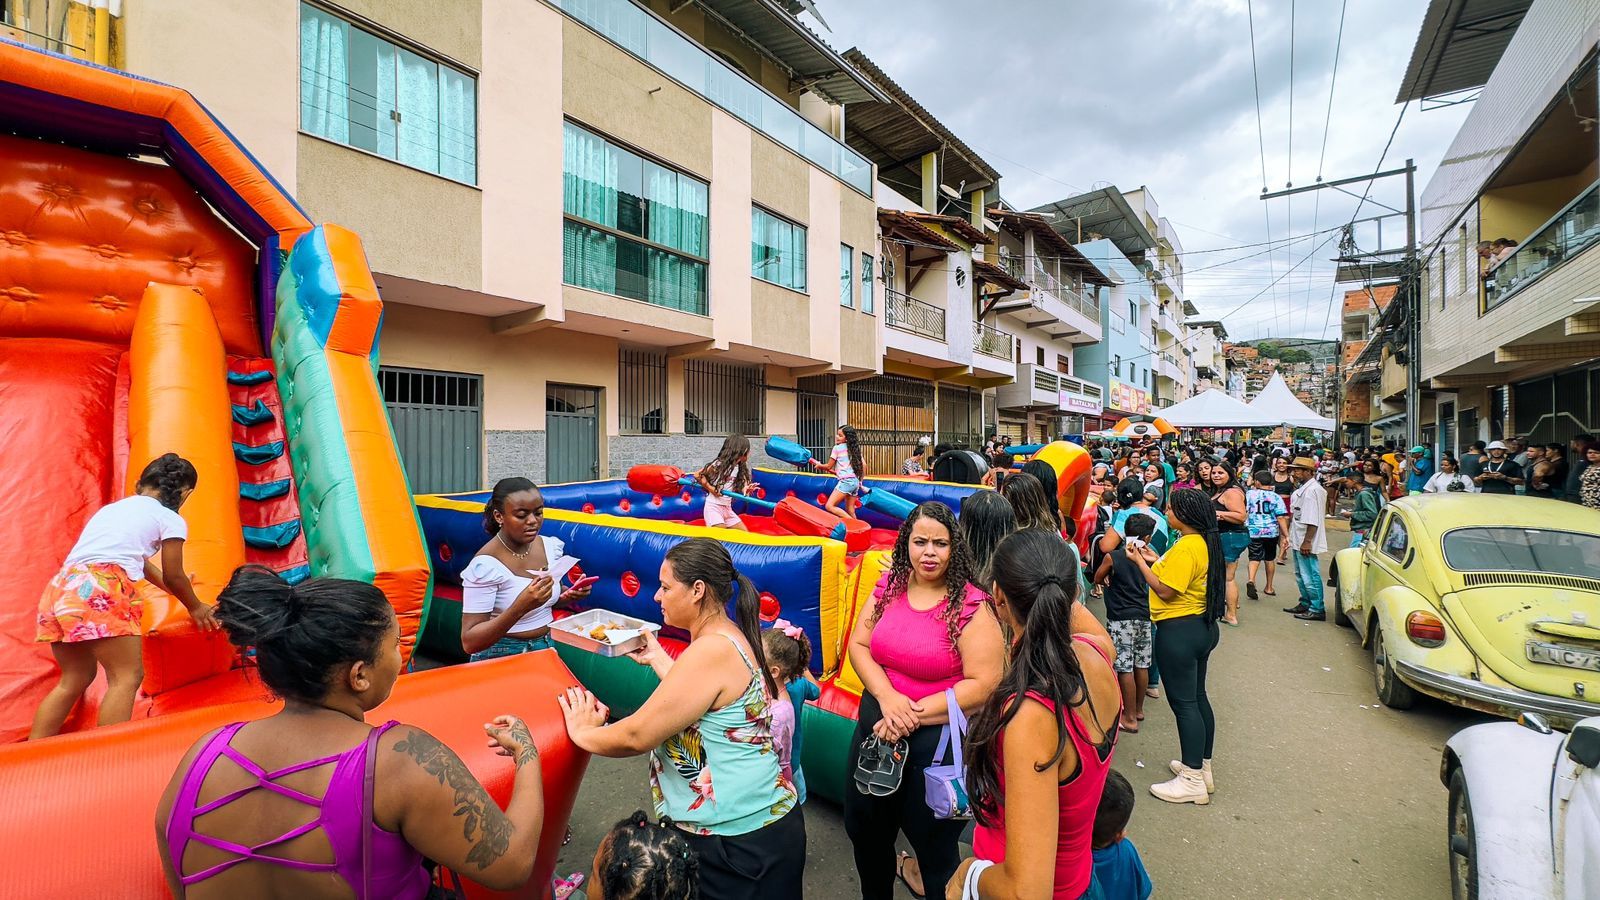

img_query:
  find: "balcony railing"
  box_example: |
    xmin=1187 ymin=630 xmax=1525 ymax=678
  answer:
xmin=1000 ymin=256 xmax=1100 ymax=321
xmin=972 ymin=321 xmax=1013 ymax=360
xmin=885 ymin=289 xmax=946 ymax=341
xmin=1486 ymin=180 xmax=1600 ymax=309
xmin=552 ymin=0 xmax=873 ymax=195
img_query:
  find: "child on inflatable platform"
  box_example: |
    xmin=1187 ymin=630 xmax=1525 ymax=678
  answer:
xmin=762 ymin=621 xmax=820 ymax=803
xmin=593 ymin=810 xmax=699 ymax=900
xmin=695 ymin=434 xmax=752 ymax=532
xmin=31 ymin=453 xmax=220 ymax=738
xmin=812 ymin=424 xmax=865 ymax=520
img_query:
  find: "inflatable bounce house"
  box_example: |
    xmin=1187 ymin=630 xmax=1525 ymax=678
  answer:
xmin=418 ymin=440 xmax=1095 ymax=803
xmin=0 ymin=42 xmax=582 ymax=896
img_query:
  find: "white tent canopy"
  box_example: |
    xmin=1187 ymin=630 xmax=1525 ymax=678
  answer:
xmin=1248 ymin=374 xmax=1336 ymax=431
xmin=1158 ymin=389 xmax=1280 ymax=429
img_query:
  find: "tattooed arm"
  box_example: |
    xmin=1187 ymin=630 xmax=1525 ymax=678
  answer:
xmin=383 ymin=723 xmax=544 ymax=890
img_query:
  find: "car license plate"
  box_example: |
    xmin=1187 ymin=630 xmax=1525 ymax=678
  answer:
xmin=1526 ymin=640 xmax=1600 ymax=673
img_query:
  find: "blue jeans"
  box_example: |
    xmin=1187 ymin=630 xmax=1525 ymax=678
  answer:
xmin=470 ymin=634 xmax=554 ymax=663
xmin=1294 ymin=551 xmax=1324 ymax=613
xmin=1350 ymin=531 xmax=1367 ymax=548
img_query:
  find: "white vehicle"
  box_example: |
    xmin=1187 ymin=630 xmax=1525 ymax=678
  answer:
xmin=1442 ymin=713 xmax=1600 ymax=899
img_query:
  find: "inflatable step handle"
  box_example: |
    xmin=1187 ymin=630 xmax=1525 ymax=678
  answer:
xmin=231 ymin=400 xmax=276 ymax=426
xmin=242 ymin=519 xmax=303 ymax=550
xmin=233 ymin=440 xmax=285 ymax=466
xmin=277 ymin=563 xmax=312 ymax=585
xmin=239 ymin=478 xmax=293 ymax=502
xmin=226 ymin=369 xmax=275 ymax=386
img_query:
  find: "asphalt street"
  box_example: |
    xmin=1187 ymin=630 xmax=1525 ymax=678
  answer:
xmin=553 ymin=518 xmax=1495 ymax=899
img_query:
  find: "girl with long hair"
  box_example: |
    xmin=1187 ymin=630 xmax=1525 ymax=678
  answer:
xmin=696 ymin=434 xmax=753 ymax=531
xmin=1128 ymin=489 xmax=1224 ymax=806
xmin=813 ymin=425 xmax=866 ymax=520
xmin=560 ymin=537 xmax=804 ymax=899
xmin=843 ymin=502 xmax=1004 ymax=900
xmin=949 ymin=529 xmax=1121 ymax=899
xmin=960 ymin=490 xmax=1017 ymax=586
xmin=1019 ymin=459 xmax=1064 ymax=533
xmin=1204 ymin=462 xmax=1249 ymax=626
xmin=461 ymin=478 xmax=591 ymax=661
xmin=1000 ymin=473 xmax=1058 ymax=534
xmin=33 ymin=453 xmax=218 ymax=738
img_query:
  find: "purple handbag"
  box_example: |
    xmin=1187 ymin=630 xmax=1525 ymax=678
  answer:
xmin=924 ymin=688 xmax=973 ymax=820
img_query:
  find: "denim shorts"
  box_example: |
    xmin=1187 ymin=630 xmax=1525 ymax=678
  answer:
xmin=836 ymin=477 xmax=861 ymax=497
xmin=1220 ymin=531 xmax=1250 ymax=563
xmin=470 ymin=633 xmax=554 ymax=663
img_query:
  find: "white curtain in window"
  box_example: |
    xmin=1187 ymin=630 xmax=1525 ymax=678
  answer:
xmin=439 ymin=67 xmax=476 ymax=183
xmin=563 ymin=125 xmax=619 ymax=293
xmin=396 ymin=47 xmax=440 ymax=172
xmin=299 ymin=8 xmax=349 ymax=143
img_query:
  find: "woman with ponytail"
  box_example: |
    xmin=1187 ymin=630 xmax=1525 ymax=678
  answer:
xmin=31 ymin=453 xmax=217 ymax=738
xmin=949 ymin=529 xmax=1121 ymax=899
xmin=559 ymin=537 xmax=803 ymax=899
xmin=843 ymin=502 xmax=1005 ymax=900
xmin=1128 ymin=488 xmax=1224 ymax=806
xmin=156 ymin=566 xmax=547 ymax=897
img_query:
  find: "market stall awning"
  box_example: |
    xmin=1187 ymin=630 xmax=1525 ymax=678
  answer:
xmin=1248 ymin=374 xmax=1336 ymax=431
xmin=1158 ymin=390 xmax=1280 ymax=429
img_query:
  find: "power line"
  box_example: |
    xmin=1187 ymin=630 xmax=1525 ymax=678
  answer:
xmin=1314 ymin=0 xmax=1350 ymax=346
xmin=1246 ymin=0 xmax=1282 ymax=338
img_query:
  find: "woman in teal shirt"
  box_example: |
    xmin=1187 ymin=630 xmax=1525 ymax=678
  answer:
xmin=560 ymin=538 xmax=802 ymax=899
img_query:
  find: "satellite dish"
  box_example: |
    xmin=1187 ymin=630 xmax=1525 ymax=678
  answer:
xmin=939 ymin=180 xmax=966 ymax=200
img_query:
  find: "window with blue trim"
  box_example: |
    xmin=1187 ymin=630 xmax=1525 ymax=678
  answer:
xmin=299 ymin=3 xmax=477 ymax=183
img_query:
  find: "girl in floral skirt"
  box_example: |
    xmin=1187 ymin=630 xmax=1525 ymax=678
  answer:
xmin=30 ymin=453 xmax=219 ymax=738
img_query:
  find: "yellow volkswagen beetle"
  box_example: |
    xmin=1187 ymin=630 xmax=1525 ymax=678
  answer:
xmin=1333 ymin=494 xmax=1600 ymax=726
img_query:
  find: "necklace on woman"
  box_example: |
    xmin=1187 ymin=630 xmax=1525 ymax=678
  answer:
xmin=497 ymin=530 xmax=531 ymax=558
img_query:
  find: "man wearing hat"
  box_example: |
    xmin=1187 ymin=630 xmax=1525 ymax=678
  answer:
xmin=1403 ymin=445 xmax=1434 ymax=495
xmin=1473 ymin=440 xmax=1524 ymax=495
xmin=1282 ymin=456 xmax=1328 ymax=620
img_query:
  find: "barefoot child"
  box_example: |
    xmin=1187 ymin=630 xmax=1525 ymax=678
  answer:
xmin=762 ymin=620 xmax=820 ymax=803
xmin=31 ymin=453 xmax=219 ymax=738
xmin=1095 ymin=513 xmax=1156 ymax=734
xmin=695 ymin=434 xmax=752 ymax=531
xmin=811 ymin=425 xmax=865 ymax=519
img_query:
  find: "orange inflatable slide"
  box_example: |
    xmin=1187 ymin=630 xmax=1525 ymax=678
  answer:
xmin=0 ymin=39 xmax=583 ymax=896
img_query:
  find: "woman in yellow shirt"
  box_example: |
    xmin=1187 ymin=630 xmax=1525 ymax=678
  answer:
xmin=1128 ymin=488 xmax=1225 ymax=807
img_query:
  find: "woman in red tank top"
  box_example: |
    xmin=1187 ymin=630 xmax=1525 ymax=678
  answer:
xmin=952 ymin=529 xmax=1123 ymax=900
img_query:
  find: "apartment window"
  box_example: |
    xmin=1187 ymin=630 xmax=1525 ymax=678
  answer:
xmin=684 ymin=359 xmax=765 ymax=435
xmin=860 ymin=252 xmax=875 ymax=314
xmin=299 ymin=3 xmax=477 ymax=183
xmin=1036 ymin=346 xmax=1046 ymax=366
xmin=1113 ymin=355 xmax=1121 ymax=379
xmin=840 ymin=244 xmax=855 ymax=308
xmin=1128 ymin=299 xmax=1138 ymax=326
xmin=619 ymin=348 xmax=667 ymax=434
xmin=563 ymin=121 xmax=708 ymax=314
xmin=753 ymin=207 xmax=807 ymax=291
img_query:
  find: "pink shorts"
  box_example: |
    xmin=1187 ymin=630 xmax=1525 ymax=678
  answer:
xmin=703 ymin=495 xmax=739 ymax=527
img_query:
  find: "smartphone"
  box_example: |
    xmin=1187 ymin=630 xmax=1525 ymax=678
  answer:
xmin=567 ymin=574 xmax=601 ymax=592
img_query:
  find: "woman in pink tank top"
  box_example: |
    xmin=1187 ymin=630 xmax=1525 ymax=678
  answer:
xmin=154 ymin=566 xmax=548 ymax=899
xmin=953 ymin=529 xmax=1122 ymax=900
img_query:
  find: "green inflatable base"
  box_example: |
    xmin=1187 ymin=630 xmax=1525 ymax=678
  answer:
xmin=555 ymin=643 xmax=861 ymax=806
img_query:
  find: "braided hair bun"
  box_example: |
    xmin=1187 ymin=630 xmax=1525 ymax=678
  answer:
xmin=135 ymin=453 xmax=198 ymax=511
xmin=598 ymin=810 xmax=699 ymax=899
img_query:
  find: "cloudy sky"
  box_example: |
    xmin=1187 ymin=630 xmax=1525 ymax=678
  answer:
xmin=812 ymin=0 xmax=1470 ymax=341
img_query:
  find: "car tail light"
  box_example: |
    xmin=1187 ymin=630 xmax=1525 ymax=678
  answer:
xmin=1406 ymin=611 xmax=1447 ymax=647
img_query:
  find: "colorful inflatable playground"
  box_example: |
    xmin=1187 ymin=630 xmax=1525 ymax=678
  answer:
xmin=0 ymin=38 xmax=1098 ymax=897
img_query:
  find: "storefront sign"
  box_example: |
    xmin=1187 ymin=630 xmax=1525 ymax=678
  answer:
xmin=1059 ymin=390 xmax=1102 ymax=416
xmin=1109 ymin=379 xmax=1150 ymax=414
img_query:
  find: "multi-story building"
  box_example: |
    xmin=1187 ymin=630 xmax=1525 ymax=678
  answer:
xmin=1122 ymin=188 xmax=1197 ymax=406
xmin=1071 ymin=237 xmax=1156 ymax=432
xmin=71 ymin=0 xmax=887 ymax=490
xmin=1402 ymin=0 xmax=1600 ymax=452
xmin=1187 ymin=320 xmax=1229 ymax=394
xmin=838 ymin=50 xmax=1014 ymax=471
xmin=1339 ymin=284 xmax=1398 ymax=445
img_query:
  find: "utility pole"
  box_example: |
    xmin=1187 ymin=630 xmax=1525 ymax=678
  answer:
xmin=1261 ymin=159 xmax=1420 ymax=448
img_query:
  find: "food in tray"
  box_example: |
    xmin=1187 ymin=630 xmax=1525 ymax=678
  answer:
xmin=587 ymin=621 xmax=626 ymax=642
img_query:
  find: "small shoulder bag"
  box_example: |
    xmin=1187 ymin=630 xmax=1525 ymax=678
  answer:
xmin=924 ymin=689 xmax=973 ymax=820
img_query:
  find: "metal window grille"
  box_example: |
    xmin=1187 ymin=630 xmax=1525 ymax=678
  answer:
xmin=379 ymin=367 xmax=482 ymax=493
xmin=937 ymin=385 xmax=985 ymax=449
xmin=619 ymin=348 xmax=667 ymax=434
xmin=847 ymin=374 xmax=934 ymax=474
xmin=684 ymin=359 xmax=765 ymax=436
xmin=797 ymin=375 xmax=839 ymax=462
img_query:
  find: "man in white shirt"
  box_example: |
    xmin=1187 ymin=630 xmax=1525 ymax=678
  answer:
xmin=1283 ymin=456 xmax=1329 ymax=621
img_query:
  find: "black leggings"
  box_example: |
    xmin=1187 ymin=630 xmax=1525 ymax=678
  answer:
xmin=678 ymin=805 xmax=806 ymax=900
xmin=843 ymin=692 xmax=966 ymax=900
xmin=1153 ymin=614 xmax=1220 ymax=768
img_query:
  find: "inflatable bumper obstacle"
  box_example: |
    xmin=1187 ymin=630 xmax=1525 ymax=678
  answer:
xmin=0 ymin=41 xmax=582 ymax=896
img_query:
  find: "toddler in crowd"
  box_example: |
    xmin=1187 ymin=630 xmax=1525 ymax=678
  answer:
xmin=1092 ymin=771 xmax=1154 ymax=900
xmin=761 ymin=621 xmax=819 ymax=802
xmin=593 ymin=810 xmax=699 ymax=899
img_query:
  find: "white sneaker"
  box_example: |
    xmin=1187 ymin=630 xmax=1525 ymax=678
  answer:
xmin=1169 ymin=759 xmax=1214 ymax=793
xmin=1151 ymin=766 xmax=1210 ymax=805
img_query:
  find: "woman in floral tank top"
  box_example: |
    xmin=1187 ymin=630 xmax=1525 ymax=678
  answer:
xmin=560 ymin=538 xmax=801 ymax=900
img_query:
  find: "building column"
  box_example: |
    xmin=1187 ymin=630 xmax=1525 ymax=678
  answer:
xmin=920 ymin=151 xmax=938 ymax=212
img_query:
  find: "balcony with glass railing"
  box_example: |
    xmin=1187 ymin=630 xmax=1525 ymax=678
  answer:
xmin=885 ymin=289 xmax=946 ymax=341
xmin=972 ymin=320 xmax=1013 ymax=360
xmin=551 ymin=0 xmax=872 ymax=195
xmin=1485 ymin=180 xmax=1600 ymax=309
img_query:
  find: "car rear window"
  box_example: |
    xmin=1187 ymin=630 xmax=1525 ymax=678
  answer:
xmin=1442 ymin=527 xmax=1600 ymax=578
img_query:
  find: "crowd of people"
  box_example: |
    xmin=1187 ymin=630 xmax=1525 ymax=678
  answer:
xmin=30 ymin=427 xmax=1596 ymax=898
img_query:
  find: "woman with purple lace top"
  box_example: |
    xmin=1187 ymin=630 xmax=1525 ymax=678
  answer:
xmin=155 ymin=566 xmax=546 ymax=898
